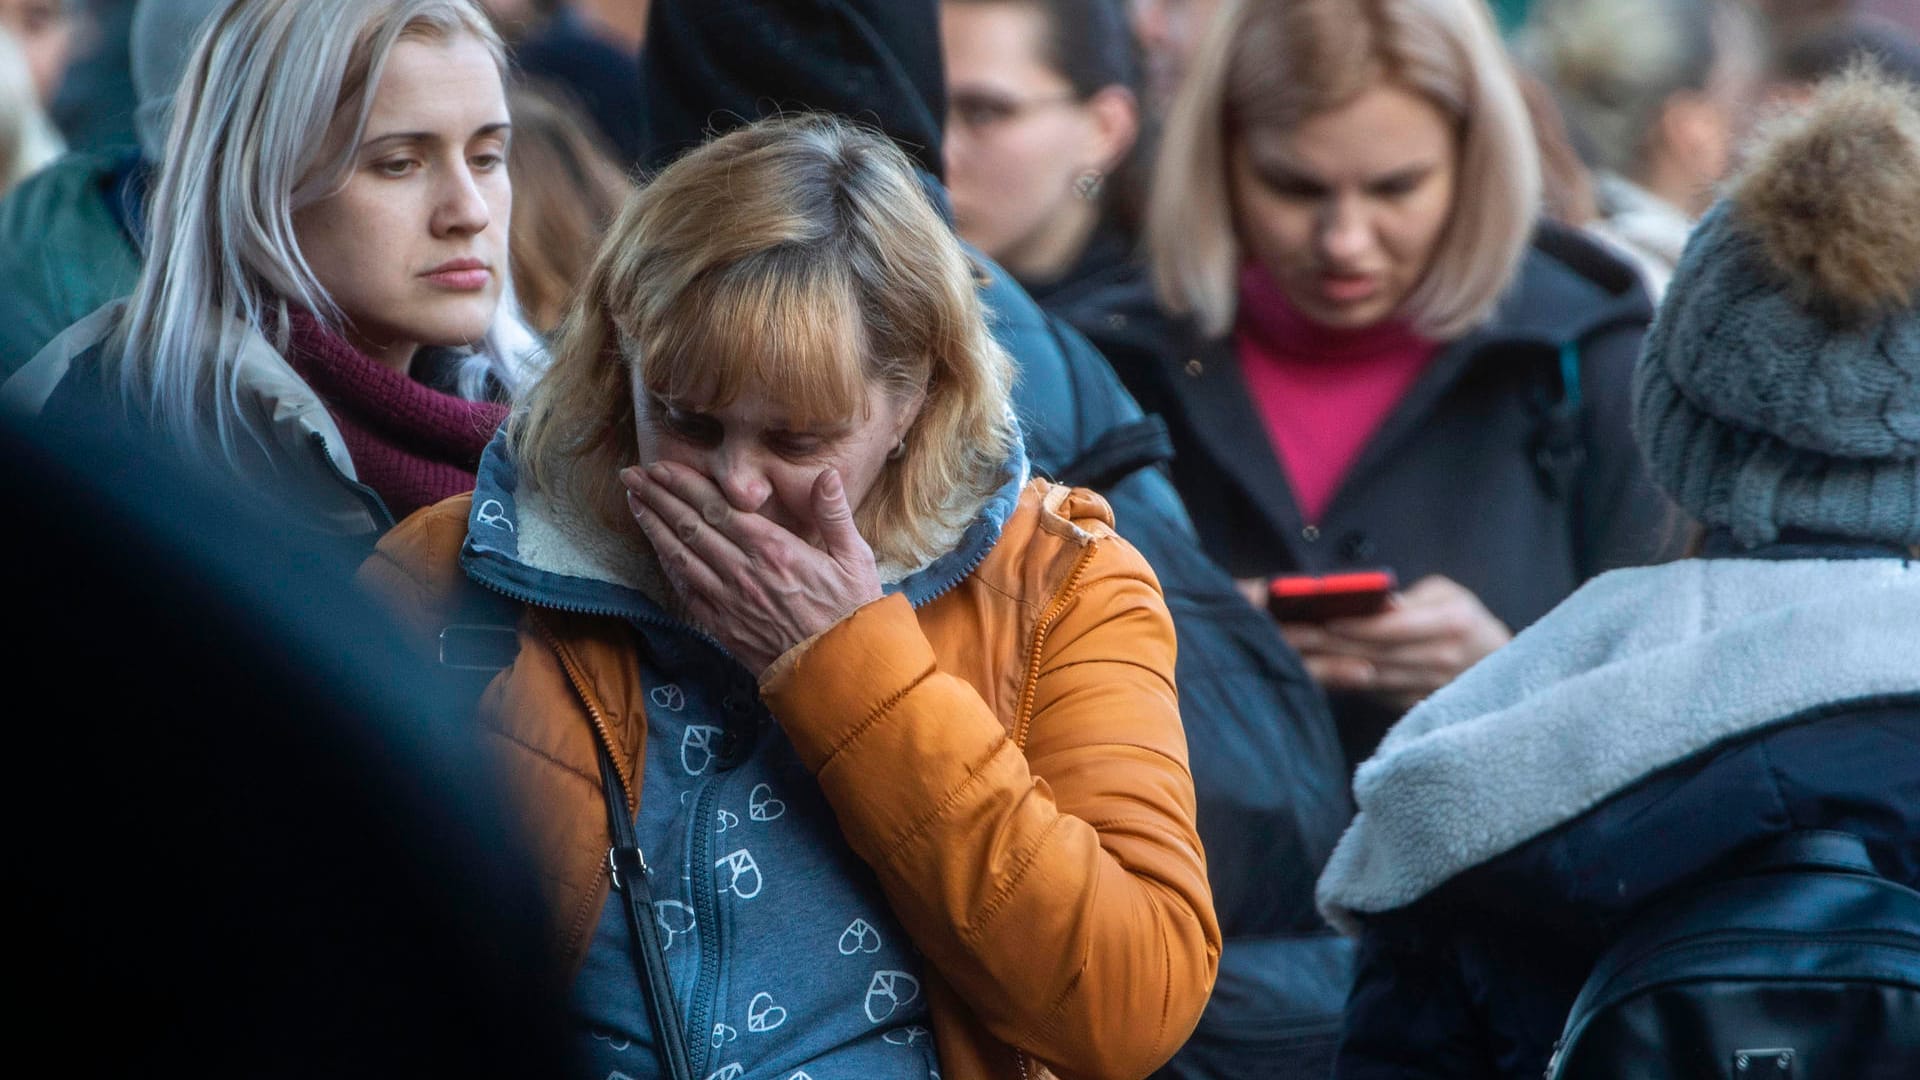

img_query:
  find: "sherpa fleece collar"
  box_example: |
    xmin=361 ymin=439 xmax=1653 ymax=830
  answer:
xmin=1316 ymin=555 xmax=1920 ymax=934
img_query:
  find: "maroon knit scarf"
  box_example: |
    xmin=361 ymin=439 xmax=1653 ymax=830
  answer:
xmin=283 ymin=312 xmax=509 ymax=521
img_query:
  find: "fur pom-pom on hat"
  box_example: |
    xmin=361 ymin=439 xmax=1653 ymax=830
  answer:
xmin=1732 ymin=67 xmax=1920 ymax=318
xmin=1632 ymin=64 xmax=1920 ymax=549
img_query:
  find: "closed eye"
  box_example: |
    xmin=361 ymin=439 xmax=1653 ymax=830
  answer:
xmin=654 ymin=401 xmax=722 ymax=446
xmin=1256 ymin=168 xmax=1330 ymax=200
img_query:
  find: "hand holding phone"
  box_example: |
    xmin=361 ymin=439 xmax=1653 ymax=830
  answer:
xmin=1277 ymin=574 xmax=1512 ymax=709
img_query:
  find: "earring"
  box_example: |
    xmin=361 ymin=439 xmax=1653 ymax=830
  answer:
xmin=888 ymin=437 xmax=908 ymax=461
xmin=1073 ymin=169 xmax=1105 ymax=201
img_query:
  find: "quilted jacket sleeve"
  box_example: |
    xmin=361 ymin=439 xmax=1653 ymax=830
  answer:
xmin=759 ymin=531 xmax=1220 ymax=1080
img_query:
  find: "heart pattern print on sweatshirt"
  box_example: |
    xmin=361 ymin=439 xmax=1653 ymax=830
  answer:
xmin=572 ymin=674 xmax=939 ymax=1080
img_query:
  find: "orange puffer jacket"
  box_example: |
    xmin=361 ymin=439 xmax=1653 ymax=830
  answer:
xmin=359 ymin=479 xmax=1221 ymax=1080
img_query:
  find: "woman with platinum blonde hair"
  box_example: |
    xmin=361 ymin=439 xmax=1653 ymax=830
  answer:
xmin=361 ymin=113 xmax=1219 ymax=1080
xmin=1085 ymin=0 xmax=1675 ymax=771
xmin=5 ymin=0 xmax=533 ymax=534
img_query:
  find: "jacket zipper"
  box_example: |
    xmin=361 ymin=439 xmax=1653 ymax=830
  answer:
xmin=306 ymin=431 xmax=396 ymax=531
xmin=686 ymin=776 xmax=726 ymax=1077
xmin=1006 ymin=539 xmax=1100 ymax=1080
xmin=1012 ymin=542 xmax=1100 ymax=748
xmin=529 ymin=612 xmax=698 ymax=1080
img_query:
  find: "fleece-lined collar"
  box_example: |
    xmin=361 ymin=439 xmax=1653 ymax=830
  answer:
xmin=458 ymin=426 xmax=1030 ymax=629
xmin=1316 ymin=554 xmax=1920 ymax=934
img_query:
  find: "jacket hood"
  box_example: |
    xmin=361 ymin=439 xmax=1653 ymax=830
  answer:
xmin=1316 ymin=553 xmax=1920 ymax=934
xmin=636 ymin=0 xmax=945 ymax=179
xmin=459 ymin=426 xmax=1030 ymax=625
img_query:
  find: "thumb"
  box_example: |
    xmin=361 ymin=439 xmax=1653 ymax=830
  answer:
xmin=811 ymin=468 xmax=864 ymax=560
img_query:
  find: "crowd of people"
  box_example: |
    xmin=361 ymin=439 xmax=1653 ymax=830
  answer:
xmin=3 ymin=2 xmax=1916 ymax=1079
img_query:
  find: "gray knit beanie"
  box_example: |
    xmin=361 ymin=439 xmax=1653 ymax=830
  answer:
xmin=1633 ymin=68 xmax=1920 ymax=547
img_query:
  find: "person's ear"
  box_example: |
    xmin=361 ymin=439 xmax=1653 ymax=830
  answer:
xmin=894 ymin=383 xmax=929 ymax=444
xmin=1083 ymin=85 xmax=1142 ymax=174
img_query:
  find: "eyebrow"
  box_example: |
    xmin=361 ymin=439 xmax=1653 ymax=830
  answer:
xmin=360 ymin=122 xmax=512 ymax=150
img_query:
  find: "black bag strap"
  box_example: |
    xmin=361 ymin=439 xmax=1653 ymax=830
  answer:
xmin=432 ymin=579 xmax=695 ymax=1080
xmin=1529 ymin=341 xmax=1587 ymax=501
xmin=1053 ymin=414 xmax=1176 ymax=492
xmin=1740 ymin=829 xmax=1879 ymax=877
xmin=595 ymin=739 xmax=697 ymax=1080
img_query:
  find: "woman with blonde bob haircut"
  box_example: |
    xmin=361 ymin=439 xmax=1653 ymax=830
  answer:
xmin=5 ymin=0 xmax=533 ymax=534
xmin=362 ymin=113 xmax=1219 ymax=1080
xmin=1089 ymin=0 xmax=1674 ymax=770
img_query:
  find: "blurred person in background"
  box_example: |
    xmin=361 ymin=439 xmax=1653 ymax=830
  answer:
xmin=0 ymin=0 xmax=74 ymax=105
xmin=1128 ymin=0 xmax=1221 ymax=116
xmin=1091 ymin=0 xmax=1674 ymax=771
xmin=1318 ymin=68 xmax=1920 ymax=1079
xmin=363 ymin=113 xmax=1220 ymax=1080
xmin=1523 ymin=0 xmax=1766 ymax=299
xmin=5 ymin=0 xmax=533 ymax=535
xmin=505 ymin=81 xmax=633 ymax=335
xmin=1 ymin=26 xmax=65 ymax=190
xmin=637 ymin=3 xmax=1358 ymax=1075
xmin=43 ymin=0 xmax=141 ymax=151
xmin=492 ymin=0 xmax=649 ymax=165
xmin=0 ymin=0 xmax=222 ymax=377
xmin=941 ymin=0 xmax=1146 ymax=337
xmin=1765 ymin=11 xmax=1920 ymax=106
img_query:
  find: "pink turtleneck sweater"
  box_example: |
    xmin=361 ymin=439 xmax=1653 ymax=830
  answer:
xmin=1233 ymin=263 xmax=1439 ymax=524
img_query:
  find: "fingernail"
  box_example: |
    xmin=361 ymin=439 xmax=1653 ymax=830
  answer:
xmin=619 ymin=466 xmax=644 ymax=491
xmin=626 ymin=489 xmax=646 ymax=519
xmin=824 ymin=468 xmax=843 ymax=497
xmin=647 ymin=463 xmax=670 ymax=483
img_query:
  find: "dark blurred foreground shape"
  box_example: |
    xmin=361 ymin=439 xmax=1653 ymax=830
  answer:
xmin=5 ymin=401 xmax=572 ymax=1076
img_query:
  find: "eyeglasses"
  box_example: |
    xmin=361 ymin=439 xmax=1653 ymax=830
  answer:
xmin=947 ymin=91 xmax=1082 ymax=134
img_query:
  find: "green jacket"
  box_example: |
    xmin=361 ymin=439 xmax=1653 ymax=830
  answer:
xmin=0 ymin=150 xmax=145 ymax=377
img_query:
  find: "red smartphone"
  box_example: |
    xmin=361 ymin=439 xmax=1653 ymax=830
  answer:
xmin=1268 ymin=570 xmax=1398 ymax=622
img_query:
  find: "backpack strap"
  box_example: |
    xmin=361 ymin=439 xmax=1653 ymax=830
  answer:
xmin=1739 ymin=830 xmax=1880 ymax=877
xmin=1529 ymin=340 xmax=1587 ymax=501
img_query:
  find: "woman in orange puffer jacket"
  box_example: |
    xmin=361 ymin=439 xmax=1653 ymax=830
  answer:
xmin=360 ymin=114 xmax=1220 ymax=1080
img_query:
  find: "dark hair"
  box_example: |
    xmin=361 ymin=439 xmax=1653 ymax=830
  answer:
xmin=950 ymin=0 xmax=1152 ymax=237
xmin=1775 ymin=18 xmax=1920 ymax=89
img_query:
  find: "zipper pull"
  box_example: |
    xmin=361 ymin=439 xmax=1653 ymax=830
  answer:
xmin=608 ymin=844 xmax=649 ymax=892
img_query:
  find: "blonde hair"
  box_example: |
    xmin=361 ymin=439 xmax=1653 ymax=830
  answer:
xmin=511 ymin=114 xmax=1019 ymax=571
xmin=1149 ymin=0 xmax=1540 ymax=339
xmin=112 ymin=0 xmax=519 ymax=462
xmin=504 ymin=82 xmax=634 ymax=334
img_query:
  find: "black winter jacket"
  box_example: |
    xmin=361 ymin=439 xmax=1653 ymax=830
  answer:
xmin=1085 ymin=225 xmax=1681 ymax=766
xmin=1315 ymin=537 xmax=1920 ymax=1079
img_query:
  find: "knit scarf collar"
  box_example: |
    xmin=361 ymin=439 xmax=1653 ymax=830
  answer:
xmin=1234 ymin=261 xmax=1432 ymax=363
xmin=282 ymin=311 xmax=508 ymax=520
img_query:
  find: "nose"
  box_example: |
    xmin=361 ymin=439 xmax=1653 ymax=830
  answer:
xmin=707 ymin=444 xmax=773 ymax=514
xmin=1316 ymin=195 xmax=1372 ymax=265
xmin=430 ymin=161 xmax=492 ymax=238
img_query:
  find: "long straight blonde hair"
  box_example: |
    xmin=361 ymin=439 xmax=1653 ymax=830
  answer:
xmin=111 ymin=0 xmax=527 ymax=463
xmin=512 ymin=114 xmax=1019 ymax=572
xmin=1150 ymin=0 xmax=1541 ymax=340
